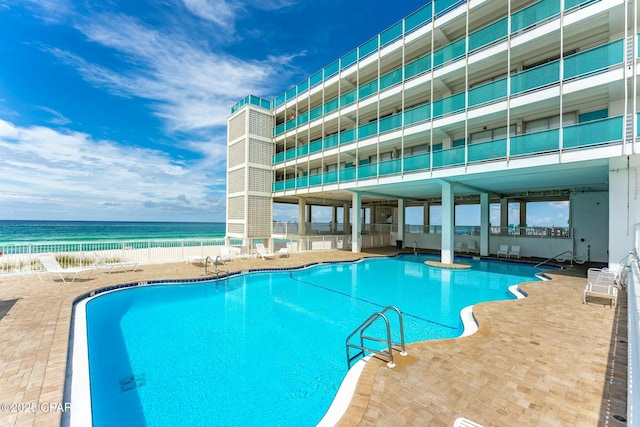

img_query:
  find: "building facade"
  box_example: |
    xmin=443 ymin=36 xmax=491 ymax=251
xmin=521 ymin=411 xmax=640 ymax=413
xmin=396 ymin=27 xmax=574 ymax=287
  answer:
xmin=227 ymin=0 xmax=640 ymax=267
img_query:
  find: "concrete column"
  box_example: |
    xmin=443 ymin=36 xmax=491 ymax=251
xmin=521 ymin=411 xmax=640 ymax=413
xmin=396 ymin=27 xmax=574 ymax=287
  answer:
xmin=298 ymin=199 xmax=306 ymax=235
xmin=519 ymin=201 xmax=527 ymax=229
xmin=441 ymin=181 xmax=455 ymax=264
xmin=352 ymin=192 xmax=362 ymax=253
xmin=423 ymin=202 xmax=430 ymax=228
xmin=609 ymin=155 xmax=640 ymax=269
xmin=343 ymin=203 xmax=351 ymax=234
xmin=500 ymin=198 xmax=508 ymax=234
xmin=398 ymin=199 xmax=406 ymax=245
xmin=480 ymin=193 xmax=490 ymax=256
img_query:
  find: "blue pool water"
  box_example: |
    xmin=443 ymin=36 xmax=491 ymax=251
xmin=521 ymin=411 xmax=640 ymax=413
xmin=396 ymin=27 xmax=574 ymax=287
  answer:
xmin=85 ymin=255 xmax=543 ymax=426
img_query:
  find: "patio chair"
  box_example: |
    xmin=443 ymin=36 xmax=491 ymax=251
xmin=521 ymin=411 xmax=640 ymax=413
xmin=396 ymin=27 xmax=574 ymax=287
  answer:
xmin=219 ymin=246 xmax=233 ymax=261
xmin=277 ymin=247 xmax=289 ymax=258
xmin=454 ymin=241 xmax=463 ymax=252
xmin=508 ymin=245 xmax=521 ymax=259
xmin=255 ymin=243 xmax=275 ymax=260
xmin=465 ymin=241 xmax=478 ymax=254
xmin=93 ymin=252 xmax=138 ymax=273
xmin=37 ymin=254 xmax=97 ymax=283
xmin=583 ymin=268 xmax=618 ymax=307
xmin=497 ymin=244 xmax=509 ymax=258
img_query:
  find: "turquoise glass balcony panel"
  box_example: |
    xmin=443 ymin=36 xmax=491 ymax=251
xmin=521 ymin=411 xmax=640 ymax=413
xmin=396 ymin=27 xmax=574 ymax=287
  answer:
xmin=309 ymin=105 xmax=323 ymax=121
xmin=310 ymin=70 xmax=323 ymax=88
xmin=309 ymin=139 xmax=323 ymax=154
xmin=511 ymin=0 xmax=560 ymax=33
xmin=297 ymin=80 xmax=308 ymax=95
xmin=358 ymin=121 xmax=378 ymax=140
xmin=324 ymin=171 xmax=338 ymax=184
xmin=284 ymin=148 xmax=296 ymax=161
xmin=563 ymin=39 xmax=623 ymax=79
xmin=309 ymin=174 xmax=322 ymax=186
xmin=404 ymin=104 xmax=431 ymax=125
xmin=296 ymin=144 xmax=309 ymax=157
xmin=404 ymin=153 xmax=431 ymax=172
xmin=275 ymin=123 xmax=285 ymax=136
xmin=379 ymin=114 xmax=403 ymax=133
xmin=379 ymin=159 xmax=401 ymax=176
xmin=359 ymin=37 xmax=379 ymax=60
xmin=358 ymin=163 xmax=377 ymax=179
xmin=435 ymin=0 xmax=463 ymax=16
xmin=324 ymin=98 xmax=339 ymax=114
xmin=325 ymin=60 xmax=339 ymax=78
xmin=468 ymin=78 xmax=507 ymax=107
xmin=340 ymin=128 xmax=356 ymax=145
xmin=433 ymin=38 xmax=466 ymax=68
xmin=273 ymin=181 xmax=285 ymax=192
xmin=341 ymin=49 xmax=357 ymax=70
xmin=324 ymin=134 xmax=339 ymax=149
xmin=297 ymin=111 xmax=308 ymax=127
xmin=275 ymin=94 xmax=285 ymax=108
xmin=380 ymin=69 xmax=403 ymax=91
xmin=563 ymin=116 xmax=623 ymax=148
xmin=296 ymin=176 xmax=309 ymax=188
xmin=284 ymin=178 xmax=296 ymax=190
xmin=511 ymin=61 xmax=559 ymax=94
xmin=468 ymin=17 xmax=508 ymax=52
xmin=381 ymin=21 xmax=403 ymax=46
xmin=286 ymin=87 xmax=296 ymax=101
xmin=358 ymin=79 xmax=379 ymax=100
xmin=273 ymin=152 xmax=285 ymax=164
xmin=564 ymin=0 xmax=597 ymax=9
xmin=432 ymin=92 xmax=465 ymax=118
xmin=510 ymin=128 xmax=559 ymax=156
xmin=405 ymin=55 xmax=431 ymax=79
xmin=433 ymin=146 xmax=464 ymax=167
xmin=285 ymin=119 xmax=296 ymax=131
xmin=405 ymin=3 xmax=432 ymax=33
xmin=340 ymin=90 xmax=357 ymax=108
xmin=467 ymin=138 xmax=507 ymax=162
xmin=339 ymin=168 xmax=356 ymax=181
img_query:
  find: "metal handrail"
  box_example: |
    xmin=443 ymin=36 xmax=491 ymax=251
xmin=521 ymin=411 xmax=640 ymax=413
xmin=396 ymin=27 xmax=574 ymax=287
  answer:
xmin=346 ymin=305 xmax=407 ymax=369
xmin=204 ymin=255 xmax=228 ymax=282
xmin=534 ymin=250 xmax=574 ymax=269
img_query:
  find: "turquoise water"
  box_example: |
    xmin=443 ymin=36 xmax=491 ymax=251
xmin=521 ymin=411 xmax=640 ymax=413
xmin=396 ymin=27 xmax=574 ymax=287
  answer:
xmin=0 ymin=220 xmax=225 ymax=242
xmin=85 ymin=254 xmax=541 ymax=427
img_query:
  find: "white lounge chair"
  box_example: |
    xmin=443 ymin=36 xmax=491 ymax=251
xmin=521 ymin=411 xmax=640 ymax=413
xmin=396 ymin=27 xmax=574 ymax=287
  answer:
xmin=93 ymin=252 xmax=138 ymax=273
xmin=583 ymin=268 xmax=618 ymax=307
xmin=255 ymin=243 xmax=275 ymax=260
xmin=465 ymin=241 xmax=478 ymax=254
xmin=37 ymin=254 xmax=96 ymax=283
xmin=508 ymin=245 xmax=521 ymax=259
xmin=454 ymin=241 xmax=463 ymax=252
xmin=219 ymin=246 xmax=233 ymax=261
xmin=277 ymin=247 xmax=289 ymax=258
xmin=454 ymin=418 xmax=484 ymax=427
xmin=497 ymin=244 xmax=509 ymax=258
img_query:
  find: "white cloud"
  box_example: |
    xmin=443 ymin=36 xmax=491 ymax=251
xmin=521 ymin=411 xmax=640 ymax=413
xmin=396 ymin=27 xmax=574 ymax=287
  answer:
xmin=0 ymin=119 xmax=225 ymax=221
xmin=182 ymin=0 xmax=238 ymax=28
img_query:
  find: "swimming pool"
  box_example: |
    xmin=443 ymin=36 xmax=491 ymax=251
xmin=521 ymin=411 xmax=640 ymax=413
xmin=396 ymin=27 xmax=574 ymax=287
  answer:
xmin=75 ymin=254 xmax=544 ymax=427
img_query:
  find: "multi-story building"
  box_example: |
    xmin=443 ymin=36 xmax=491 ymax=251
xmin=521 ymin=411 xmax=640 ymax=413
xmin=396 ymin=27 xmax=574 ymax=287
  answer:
xmin=227 ymin=0 xmax=639 ymax=267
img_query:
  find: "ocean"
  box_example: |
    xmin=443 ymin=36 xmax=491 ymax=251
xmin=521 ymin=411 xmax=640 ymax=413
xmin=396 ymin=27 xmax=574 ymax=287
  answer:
xmin=0 ymin=220 xmax=226 ymax=243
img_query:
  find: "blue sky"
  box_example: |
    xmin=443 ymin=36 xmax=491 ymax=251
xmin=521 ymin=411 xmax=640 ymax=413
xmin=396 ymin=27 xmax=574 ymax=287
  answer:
xmin=0 ymin=0 xmax=428 ymax=222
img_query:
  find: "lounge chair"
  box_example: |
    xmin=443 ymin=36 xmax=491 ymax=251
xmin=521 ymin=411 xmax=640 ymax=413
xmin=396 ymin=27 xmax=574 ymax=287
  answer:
xmin=255 ymin=243 xmax=275 ymax=260
xmin=583 ymin=268 xmax=618 ymax=307
xmin=465 ymin=241 xmax=478 ymax=254
xmin=454 ymin=418 xmax=484 ymax=427
xmin=454 ymin=241 xmax=463 ymax=252
xmin=37 ymin=254 xmax=96 ymax=283
xmin=219 ymin=246 xmax=233 ymax=261
xmin=277 ymin=247 xmax=289 ymax=258
xmin=497 ymin=244 xmax=509 ymax=258
xmin=508 ymin=245 xmax=521 ymax=259
xmin=93 ymin=252 xmax=138 ymax=273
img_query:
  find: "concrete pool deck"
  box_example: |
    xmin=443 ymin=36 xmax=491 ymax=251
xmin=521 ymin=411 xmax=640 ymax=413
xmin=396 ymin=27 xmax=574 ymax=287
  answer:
xmin=0 ymin=250 xmax=627 ymax=427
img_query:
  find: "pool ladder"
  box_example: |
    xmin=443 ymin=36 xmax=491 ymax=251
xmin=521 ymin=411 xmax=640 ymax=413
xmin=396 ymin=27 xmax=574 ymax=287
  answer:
xmin=204 ymin=256 xmax=228 ymax=284
xmin=346 ymin=305 xmax=407 ymax=369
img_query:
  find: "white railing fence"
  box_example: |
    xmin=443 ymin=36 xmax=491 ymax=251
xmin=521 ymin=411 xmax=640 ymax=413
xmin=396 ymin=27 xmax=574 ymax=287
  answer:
xmin=629 ymin=225 xmax=640 ymax=426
